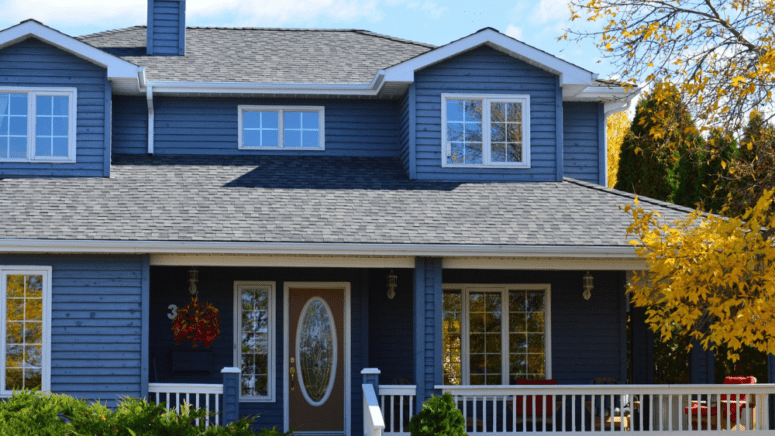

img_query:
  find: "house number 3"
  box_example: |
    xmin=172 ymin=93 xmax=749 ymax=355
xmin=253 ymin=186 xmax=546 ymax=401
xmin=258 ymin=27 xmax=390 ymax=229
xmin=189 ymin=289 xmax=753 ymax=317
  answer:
xmin=167 ymin=304 xmax=178 ymax=320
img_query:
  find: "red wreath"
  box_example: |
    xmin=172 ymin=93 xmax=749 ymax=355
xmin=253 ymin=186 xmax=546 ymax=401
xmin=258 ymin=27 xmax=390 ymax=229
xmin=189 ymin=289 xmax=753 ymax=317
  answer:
xmin=171 ymin=297 xmax=221 ymax=348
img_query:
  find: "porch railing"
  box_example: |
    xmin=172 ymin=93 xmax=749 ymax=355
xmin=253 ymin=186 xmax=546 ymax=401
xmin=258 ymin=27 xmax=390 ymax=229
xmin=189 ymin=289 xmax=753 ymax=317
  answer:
xmin=379 ymin=385 xmax=416 ymax=435
xmin=437 ymin=384 xmax=774 ymax=435
xmin=363 ymin=383 xmax=385 ymax=436
xmin=148 ymin=382 xmax=223 ymax=428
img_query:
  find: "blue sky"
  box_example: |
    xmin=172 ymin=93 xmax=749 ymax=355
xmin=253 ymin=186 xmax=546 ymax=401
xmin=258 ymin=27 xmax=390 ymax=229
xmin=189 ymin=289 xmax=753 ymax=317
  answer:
xmin=0 ymin=0 xmax=614 ymax=78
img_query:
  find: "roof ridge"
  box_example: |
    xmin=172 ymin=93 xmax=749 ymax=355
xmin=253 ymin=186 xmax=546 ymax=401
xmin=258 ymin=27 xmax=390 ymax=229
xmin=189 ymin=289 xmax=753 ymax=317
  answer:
xmin=77 ymin=25 xmax=145 ymax=39
xmin=563 ymin=177 xmax=697 ymax=215
xmin=77 ymin=25 xmax=436 ymax=48
xmin=350 ymin=29 xmax=436 ymax=49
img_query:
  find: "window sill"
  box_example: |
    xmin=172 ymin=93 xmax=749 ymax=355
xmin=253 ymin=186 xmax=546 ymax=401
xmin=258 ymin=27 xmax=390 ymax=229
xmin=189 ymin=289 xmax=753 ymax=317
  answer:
xmin=0 ymin=159 xmax=77 ymax=164
xmin=238 ymin=146 xmax=325 ymax=151
xmin=442 ymin=163 xmax=531 ymax=169
xmin=239 ymin=397 xmax=275 ymax=403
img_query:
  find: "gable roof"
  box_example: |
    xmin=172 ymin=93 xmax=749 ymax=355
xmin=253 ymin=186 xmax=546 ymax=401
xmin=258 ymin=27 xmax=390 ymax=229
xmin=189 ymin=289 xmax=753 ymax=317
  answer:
xmin=0 ymin=20 xmax=140 ymax=81
xmin=78 ymin=26 xmax=434 ymax=84
xmin=0 ymin=155 xmax=690 ymax=257
xmin=383 ymin=28 xmax=596 ymax=86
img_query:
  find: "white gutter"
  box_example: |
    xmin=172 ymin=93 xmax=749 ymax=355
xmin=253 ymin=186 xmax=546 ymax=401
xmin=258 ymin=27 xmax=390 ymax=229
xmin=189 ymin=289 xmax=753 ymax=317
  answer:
xmin=146 ymin=73 xmax=386 ymax=96
xmin=0 ymin=239 xmax=638 ymax=258
xmin=604 ymin=87 xmax=642 ymax=115
xmin=146 ymin=85 xmax=154 ymax=155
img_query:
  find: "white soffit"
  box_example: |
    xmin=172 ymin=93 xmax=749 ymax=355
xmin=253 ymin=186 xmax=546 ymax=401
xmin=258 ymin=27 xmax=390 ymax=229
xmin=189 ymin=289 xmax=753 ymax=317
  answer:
xmin=382 ymin=28 xmax=596 ymax=87
xmin=0 ymin=20 xmax=141 ymax=81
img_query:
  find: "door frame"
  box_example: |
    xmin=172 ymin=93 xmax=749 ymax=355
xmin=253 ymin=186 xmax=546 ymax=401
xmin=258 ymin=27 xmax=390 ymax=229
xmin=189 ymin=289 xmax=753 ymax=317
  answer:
xmin=283 ymin=282 xmax=351 ymax=436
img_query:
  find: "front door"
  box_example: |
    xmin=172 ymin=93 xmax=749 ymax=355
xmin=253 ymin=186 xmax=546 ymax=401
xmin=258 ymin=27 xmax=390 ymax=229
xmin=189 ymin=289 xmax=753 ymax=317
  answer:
xmin=286 ymin=283 xmax=349 ymax=434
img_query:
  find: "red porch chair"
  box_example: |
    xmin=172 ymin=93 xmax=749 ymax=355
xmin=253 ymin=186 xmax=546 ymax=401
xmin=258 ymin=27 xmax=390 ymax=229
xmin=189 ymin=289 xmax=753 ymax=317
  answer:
xmin=513 ymin=378 xmax=559 ymax=429
xmin=684 ymin=376 xmax=757 ymax=430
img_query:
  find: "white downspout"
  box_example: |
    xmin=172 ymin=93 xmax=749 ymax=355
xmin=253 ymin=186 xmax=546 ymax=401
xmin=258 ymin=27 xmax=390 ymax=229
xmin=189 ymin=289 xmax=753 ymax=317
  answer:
xmin=146 ymin=85 xmax=154 ymax=155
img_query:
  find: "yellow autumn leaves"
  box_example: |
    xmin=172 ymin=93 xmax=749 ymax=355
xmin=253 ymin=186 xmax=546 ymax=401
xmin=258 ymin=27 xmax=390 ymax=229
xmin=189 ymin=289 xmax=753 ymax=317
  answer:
xmin=624 ymin=190 xmax=775 ymax=361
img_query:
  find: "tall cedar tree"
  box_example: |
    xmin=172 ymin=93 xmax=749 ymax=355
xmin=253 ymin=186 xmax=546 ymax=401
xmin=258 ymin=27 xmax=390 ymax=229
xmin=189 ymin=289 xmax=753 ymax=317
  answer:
xmin=615 ymin=84 xmax=704 ymax=208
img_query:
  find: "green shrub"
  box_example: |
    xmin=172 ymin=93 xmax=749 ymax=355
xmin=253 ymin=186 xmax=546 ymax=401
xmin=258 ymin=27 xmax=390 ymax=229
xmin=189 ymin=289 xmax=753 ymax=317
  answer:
xmin=408 ymin=393 xmax=466 ymax=436
xmin=0 ymin=390 xmax=270 ymax=436
xmin=0 ymin=390 xmax=76 ymax=435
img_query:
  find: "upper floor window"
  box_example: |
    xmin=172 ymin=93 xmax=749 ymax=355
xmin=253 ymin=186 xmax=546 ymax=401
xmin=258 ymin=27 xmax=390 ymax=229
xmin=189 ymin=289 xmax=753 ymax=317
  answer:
xmin=0 ymin=88 xmax=77 ymax=163
xmin=238 ymin=106 xmax=324 ymax=150
xmin=1 ymin=267 xmax=51 ymax=396
xmin=441 ymin=94 xmax=530 ymax=168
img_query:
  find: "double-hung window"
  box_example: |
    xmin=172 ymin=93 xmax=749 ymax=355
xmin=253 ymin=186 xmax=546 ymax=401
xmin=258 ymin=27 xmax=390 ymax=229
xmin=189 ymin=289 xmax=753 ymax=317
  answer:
xmin=233 ymin=281 xmax=275 ymax=402
xmin=1 ymin=267 xmax=51 ymax=396
xmin=238 ymin=106 xmax=324 ymax=150
xmin=441 ymin=94 xmax=530 ymax=168
xmin=0 ymin=88 xmax=77 ymax=162
xmin=442 ymin=284 xmax=550 ymax=385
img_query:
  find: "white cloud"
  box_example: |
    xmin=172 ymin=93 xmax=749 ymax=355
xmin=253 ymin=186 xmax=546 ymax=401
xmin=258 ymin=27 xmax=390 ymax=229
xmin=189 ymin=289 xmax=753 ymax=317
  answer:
xmin=420 ymin=2 xmax=447 ymax=19
xmin=187 ymin=0 xmax=383 ymax=27
xmin=0 ymin=0 xmax=145 ymax=32
xmin=530 ymin=0 xmax=570 ymax=24
xmin=505 ymin=24 xmax=522 ymax=41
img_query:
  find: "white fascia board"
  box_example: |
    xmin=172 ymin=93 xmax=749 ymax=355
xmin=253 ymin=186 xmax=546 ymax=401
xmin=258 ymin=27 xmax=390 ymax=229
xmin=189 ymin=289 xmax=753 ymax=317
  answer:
xmin=382 ymin=29 xmax=596 ymax=86
xmin=0 ymin=239 xmax=638 ymax=258
xmin=566 ymin=86 xmax=635 ymax=102
xmin=0 ymin=21 xmax=141 ymax=80
xmin=146 ymin=78 xmax=384 ymax=96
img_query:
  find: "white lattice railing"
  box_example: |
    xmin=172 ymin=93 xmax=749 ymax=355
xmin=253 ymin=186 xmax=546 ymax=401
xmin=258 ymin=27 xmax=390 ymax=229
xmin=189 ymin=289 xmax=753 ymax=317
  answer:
xmin=437 ymin=384 xmax=774 ymax=435
xmin=364 ymin=383 xmax=385 ymax=436
xmin=148 ymin=382 xmax=223 ymax=428
xmin=379 ymin=385 xmax=416 ymax=435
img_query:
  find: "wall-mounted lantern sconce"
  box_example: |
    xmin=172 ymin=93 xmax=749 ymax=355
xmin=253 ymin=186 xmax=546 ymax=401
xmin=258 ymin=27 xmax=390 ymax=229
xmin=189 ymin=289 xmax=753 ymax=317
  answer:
xmin=387 ymin=270 xmax=398 ymax=299
xmin=188 ymin=267 xmax=199 ymax=295
xmin=582 ymin=271 xmax=594 ymax=300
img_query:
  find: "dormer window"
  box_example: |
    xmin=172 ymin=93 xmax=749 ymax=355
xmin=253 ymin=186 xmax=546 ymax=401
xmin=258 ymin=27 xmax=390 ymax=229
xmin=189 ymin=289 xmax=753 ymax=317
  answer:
xmin=238 ymin=106 xmax=325 ymax=150
xmin=0 ymin=88 xmax=77 ymax=163
xmin=441 ymin=94 xmax=530 ymax=168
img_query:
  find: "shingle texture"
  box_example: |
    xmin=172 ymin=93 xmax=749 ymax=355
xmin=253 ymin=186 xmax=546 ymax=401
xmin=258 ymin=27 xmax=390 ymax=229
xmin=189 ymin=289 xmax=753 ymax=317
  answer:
xmin=77 ymin=27 xmax=434 ymax=83
xmin=0 ymin=155 xmax=691 ymax=245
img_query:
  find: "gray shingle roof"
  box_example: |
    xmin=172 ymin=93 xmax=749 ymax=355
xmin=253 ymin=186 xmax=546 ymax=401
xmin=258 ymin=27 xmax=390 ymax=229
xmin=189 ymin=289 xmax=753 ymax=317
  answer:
xmin=0 ymin=155 xmax=690 ymax=246
xmin=77 ymin=27 xmax=434 ymax=83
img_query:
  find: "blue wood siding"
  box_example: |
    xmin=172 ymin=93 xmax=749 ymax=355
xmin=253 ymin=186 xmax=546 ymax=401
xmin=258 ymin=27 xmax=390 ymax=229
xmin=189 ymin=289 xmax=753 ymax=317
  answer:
xmin=149 ymin=266 xmax=369 ymax=432
xmin=112 ymin=96 xmax=402 ymax=157
xmin=112 ymin=96 xmax=148 ymax=154
xmin=0 ymin=255 xmax=145 ymax=404
xmin=563 ymin=102 xmax=603 ymax=184
xmin=147 ymin=0 xmax=186 ymax=56
xmin=689 ymin=344 xmax=714 ymax=384
xmin=412 ymin=46 xmax=560 ymax=181
xmin=398 ymin=86 xmax=416 ymax=178
xmin=413 ymin=258 xmax=442 ymax=408
xmin=441 ymin=270 xmax=628 ymax=384
xmin=0 ymin=39 xmax=110 ymax=177
xmin=368 ymin=269 xmax=414 ymax=385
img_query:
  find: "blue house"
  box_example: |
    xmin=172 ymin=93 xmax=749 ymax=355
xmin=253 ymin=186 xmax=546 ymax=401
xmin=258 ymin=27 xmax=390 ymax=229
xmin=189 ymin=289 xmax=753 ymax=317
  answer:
xmin=1 ymin=1 xmax=772 ymax=434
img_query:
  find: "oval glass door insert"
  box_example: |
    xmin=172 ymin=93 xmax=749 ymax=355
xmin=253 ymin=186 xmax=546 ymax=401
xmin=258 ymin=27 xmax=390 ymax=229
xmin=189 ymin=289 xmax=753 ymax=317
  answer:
xmin=295 ymin=297 xmax=338 ymax=406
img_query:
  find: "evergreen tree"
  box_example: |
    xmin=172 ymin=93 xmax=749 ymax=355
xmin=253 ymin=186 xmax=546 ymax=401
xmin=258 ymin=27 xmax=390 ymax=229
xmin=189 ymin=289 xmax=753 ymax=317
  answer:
xmin=615 ymin=83 xmax=703 ymax=207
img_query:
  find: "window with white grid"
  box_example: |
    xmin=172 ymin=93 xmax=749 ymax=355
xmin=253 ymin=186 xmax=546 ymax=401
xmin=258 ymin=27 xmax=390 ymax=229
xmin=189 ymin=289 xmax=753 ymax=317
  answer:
xmin=0 ymin=88 xmax=76 ymax=162
xmin=1 ymin=267 xmax=51 ymax=396
xmin=442 ymin=284 xmax=551 ymax=385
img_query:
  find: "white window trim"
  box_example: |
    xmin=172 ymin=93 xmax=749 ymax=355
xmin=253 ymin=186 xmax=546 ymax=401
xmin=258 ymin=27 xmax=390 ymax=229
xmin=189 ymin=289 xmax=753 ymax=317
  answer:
xmin=441 ymin=93 xmax=531 ymax=169
xmin=0 ymin=87 xmax=77 ymax=163
xmin=238 ymin=105 xmax=325 ymax=151
xmin=233 ymin=281 xmax=276 ymax=402
xmin=442 ymin=283 xmax=551 ymax=385
xmin=0 ymin=266 xmax=52 ymax=397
